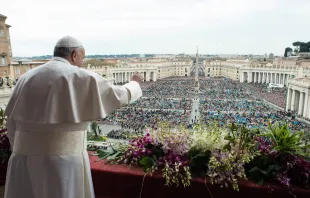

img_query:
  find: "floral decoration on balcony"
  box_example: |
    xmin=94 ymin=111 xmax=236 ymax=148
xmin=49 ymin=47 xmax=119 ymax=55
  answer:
xmin=95 ymin=121 xmax=310 ymax=196
xmin=0 ymin=107 xmax=10 ymax=164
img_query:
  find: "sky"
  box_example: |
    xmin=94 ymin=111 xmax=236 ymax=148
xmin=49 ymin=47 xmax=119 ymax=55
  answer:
xmin=2 ymin=0 xmax=310 ymax=56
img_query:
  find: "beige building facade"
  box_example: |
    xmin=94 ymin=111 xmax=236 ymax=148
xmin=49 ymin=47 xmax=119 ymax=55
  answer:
xmin=286 ymin=78 xmax=310 ymax=118
xmin=86 ymin=58 xmax=192 ymax=84
xmin=239 ymin=57 xmax=310 ymax=85
xmin=0 ymin=14 xmax=13 ymax=78
xmin=203 ymin=59 xmax=248 ymax=80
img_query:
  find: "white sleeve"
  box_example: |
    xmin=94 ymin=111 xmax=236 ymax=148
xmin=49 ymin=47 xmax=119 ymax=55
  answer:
xmin=7 ymin=117 xmax=17 ymax=149
xmin=122 ymin=81 xmax=143 ymax=104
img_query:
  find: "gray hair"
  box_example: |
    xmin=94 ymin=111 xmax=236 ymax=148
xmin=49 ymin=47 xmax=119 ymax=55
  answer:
xmin=53 ymin=47 xmax=82 ymax=58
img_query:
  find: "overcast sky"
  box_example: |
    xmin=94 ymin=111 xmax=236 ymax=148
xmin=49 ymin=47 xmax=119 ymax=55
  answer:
xmin=2 ymin=0 xmax=310 ymax=56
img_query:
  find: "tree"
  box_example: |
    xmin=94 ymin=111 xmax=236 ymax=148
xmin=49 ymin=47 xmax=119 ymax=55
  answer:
xmin=292 ymin=41 xmax=310 ymax=53
xmin=284 ymin=47 xmax=293 ymax=57
xmin=90 ymin=121 xmax=102 ymax=137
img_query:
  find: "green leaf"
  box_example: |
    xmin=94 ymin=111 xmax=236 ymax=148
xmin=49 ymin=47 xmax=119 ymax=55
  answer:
xmin=257 ymin=179 xmax=264 ymax=186
xmin=97 ymin=150 xmax=114 ymax=161
xmin=139 ymin=156 xmax=155 ymax=172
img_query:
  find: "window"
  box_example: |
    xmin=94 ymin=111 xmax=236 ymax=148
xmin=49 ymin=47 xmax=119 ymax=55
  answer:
xmin=15 ymin=68 xmax=20 ymax=75
xmin=1 ymin=56 xmax=5 ymax=65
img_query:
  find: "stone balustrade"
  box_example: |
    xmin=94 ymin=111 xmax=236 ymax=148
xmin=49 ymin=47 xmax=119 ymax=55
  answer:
xmin=288 ymin=79 xmax=310 ymax=88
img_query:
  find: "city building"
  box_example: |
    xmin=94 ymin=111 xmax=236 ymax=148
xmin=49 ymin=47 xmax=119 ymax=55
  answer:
xmin=240 ymin=57 xmax=310 ymax=85
xmin=85 ymin=58 xmax=192 ymax=84
xmin=286 ymin=77 xmax=310 ymax=117
xmin=203 ymin=59 xmax=248 ymax=80
xmin=0 ymin=14 xmax=13 ymax=78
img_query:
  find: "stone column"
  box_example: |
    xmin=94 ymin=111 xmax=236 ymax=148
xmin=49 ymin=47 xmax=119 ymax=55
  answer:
xmin=269 ymin=73 xmax=271 ymax=83
xmin=286 ymin=88 xmax=292 ymax=111
xmin=291 ymin=89 xmax=296 ymax=111
xmin=240 ymin=72 xmax=244 ymax=83
xmin=258 ymin=72 xmax=261 ymax=83
xmin=254 ymin=72 xmax=257 ymax=83
xmin=274 ymin=73 xmax=277 ymax=83
xmin=286 ymin=74 xmax=289 ymax=86
xmin=298 ymin=92 xmax=304 ymax=115
xmin=304 ymin=92 xmax=309 ymax=118
xmin=146 ymin=72 xmax=150 ymax=81
xmin=282 ymin=74 xmax=285 ymax=85
xmin=262 ymin=72 xmax=265 ymax=83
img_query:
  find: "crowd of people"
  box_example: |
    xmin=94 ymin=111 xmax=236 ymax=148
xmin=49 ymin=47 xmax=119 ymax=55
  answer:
xmin=202 ymin=111 xmax=310 ymax=132
xmin=128 ymin=97 xmax=192 ymax=110
xmin=102 ymin=76 xmax=310 ymax=139
xmin=107 ymin=129 xmax=143 ymax=140
xmin=243 ymin=83 xmax=287 ymax=108
xmin=128 ymin=97 xmax=272 ymax=112
xmin=104 ymin=108 xmax=189 ymax=132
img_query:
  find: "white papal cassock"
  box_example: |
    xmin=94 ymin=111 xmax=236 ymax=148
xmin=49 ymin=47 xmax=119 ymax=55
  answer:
xmin=4 ymin=57 xmax=142 ymax=198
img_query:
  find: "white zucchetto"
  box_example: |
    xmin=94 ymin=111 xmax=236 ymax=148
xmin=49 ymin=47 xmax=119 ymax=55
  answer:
xmin=55 ymin=36 xmax=83 ymax=48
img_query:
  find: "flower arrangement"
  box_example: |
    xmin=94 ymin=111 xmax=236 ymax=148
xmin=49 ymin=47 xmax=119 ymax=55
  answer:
xmin=96 ymin=121 xmax=310 ymax=195
xmin=0 ymin=107 xmax=10 ymax=165
xmin=245 ymin=122 xmax=310 ymax=194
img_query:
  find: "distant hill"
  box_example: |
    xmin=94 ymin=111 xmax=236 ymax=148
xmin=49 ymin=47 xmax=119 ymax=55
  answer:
xmin=14 ymin=54 xmax=155 ymax=60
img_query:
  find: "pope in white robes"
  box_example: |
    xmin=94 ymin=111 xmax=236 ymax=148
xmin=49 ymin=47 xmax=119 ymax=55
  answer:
xmin=4 ymin=36 xmax=143 ymax=198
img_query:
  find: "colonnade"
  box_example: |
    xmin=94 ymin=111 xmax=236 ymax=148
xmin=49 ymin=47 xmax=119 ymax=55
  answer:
xmin=112 ymin=71 xmax=156 ymax=84
xmin=243 ymin=71 xmax=290 ymax=86
xmin=286 ymin=88 xmax=309 ymax=117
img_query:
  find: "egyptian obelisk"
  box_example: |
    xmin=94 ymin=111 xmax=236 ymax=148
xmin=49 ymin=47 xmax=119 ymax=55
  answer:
xmin=189 ymin=47 xmax=200 ymax=125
